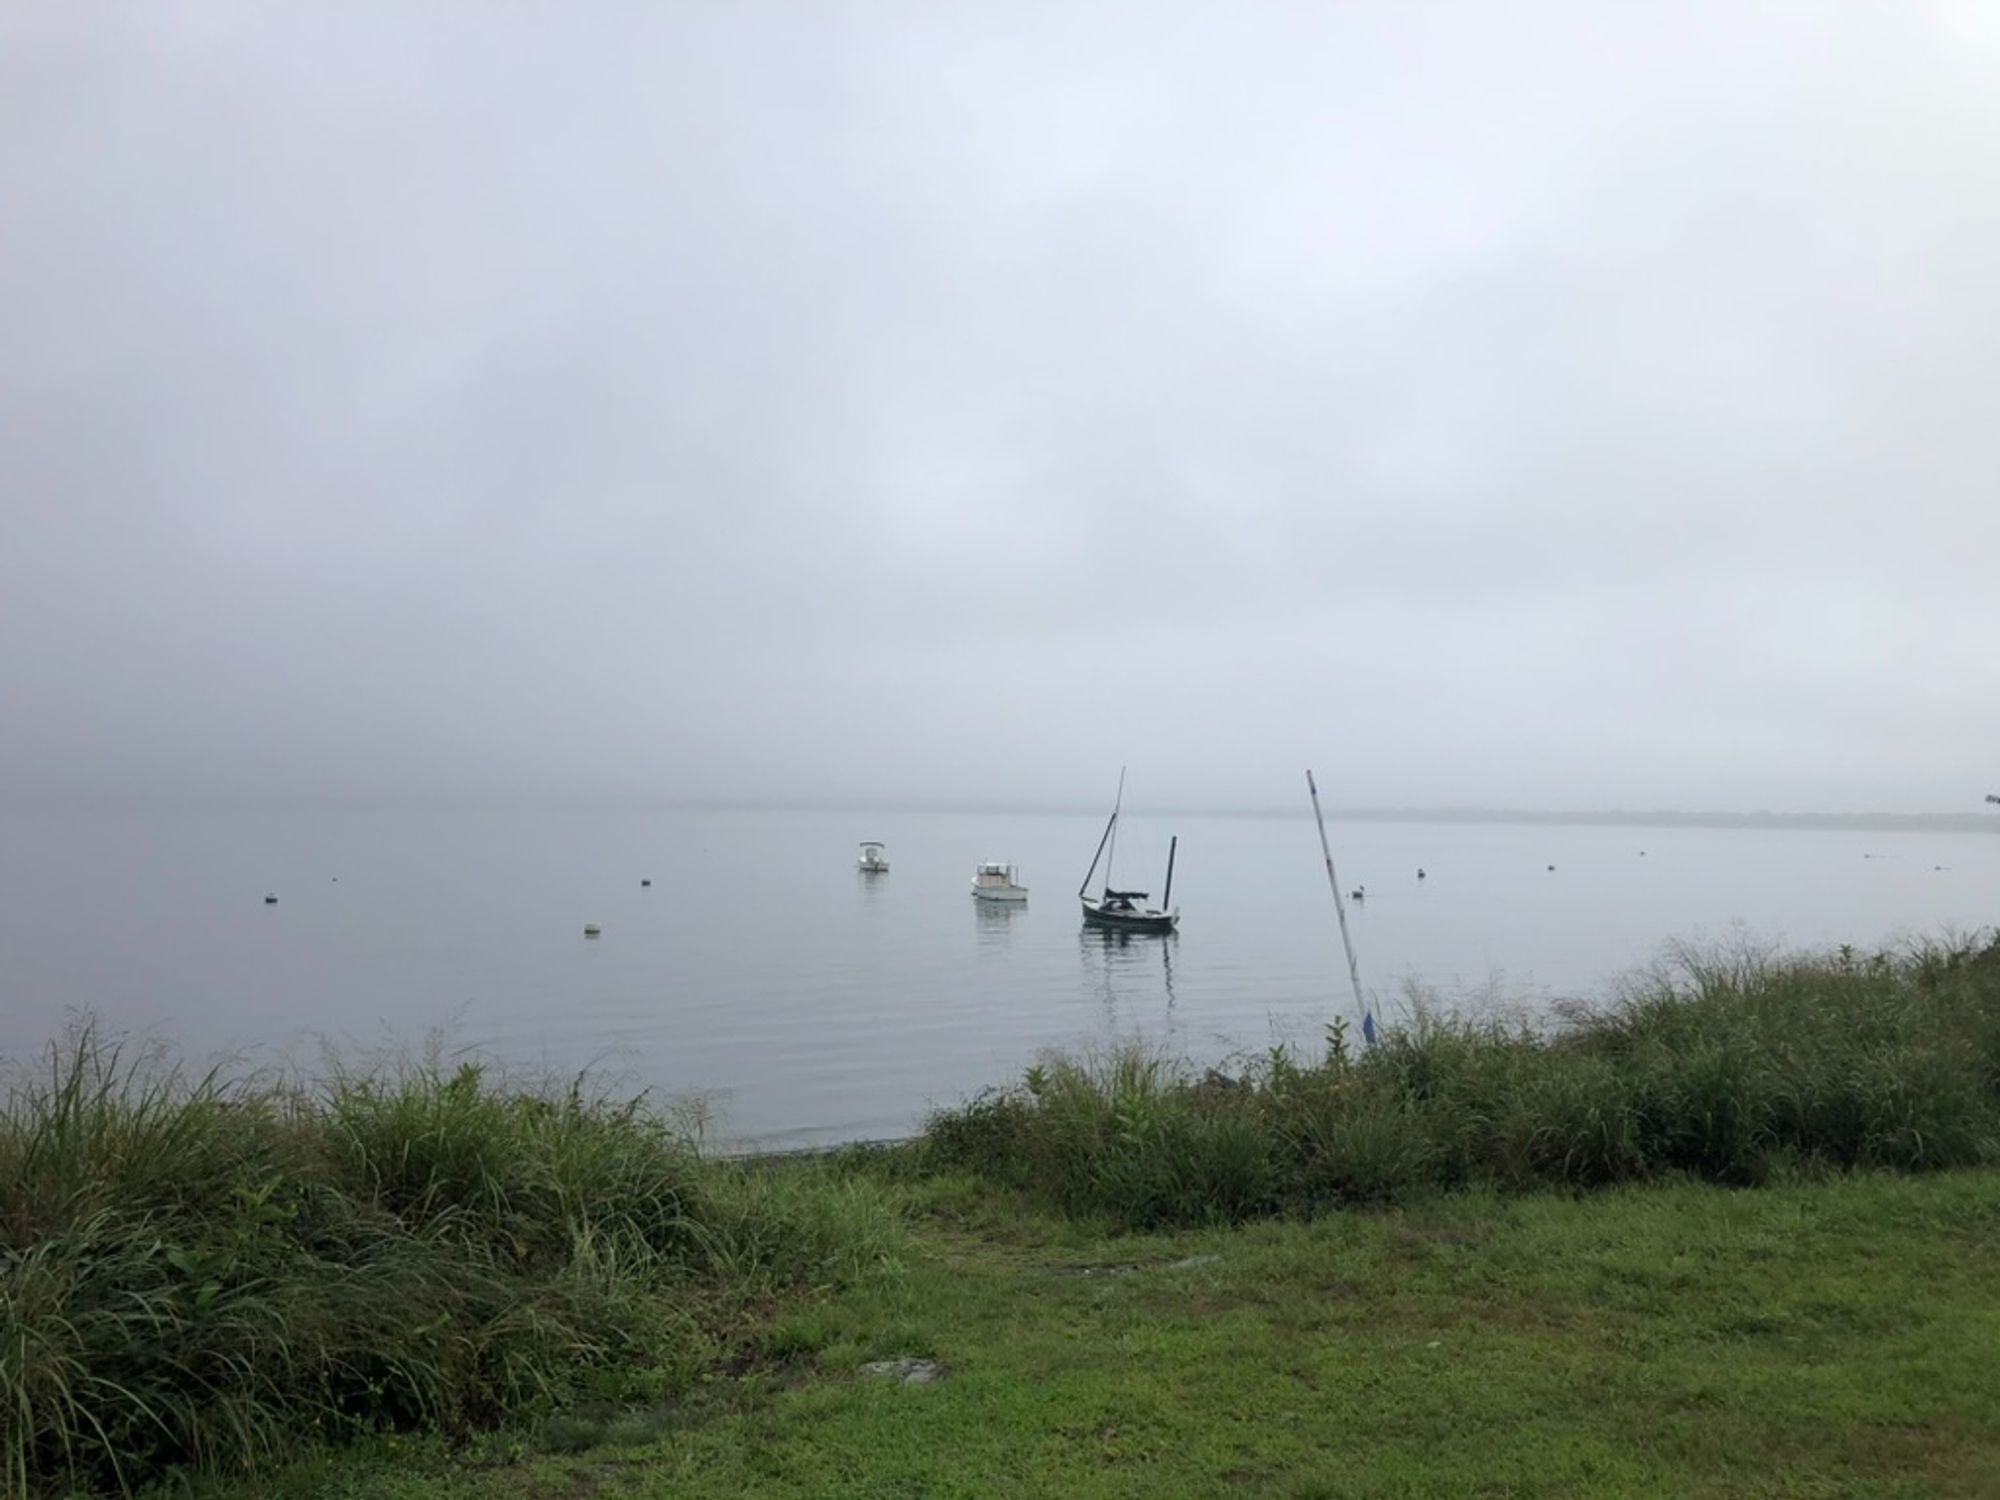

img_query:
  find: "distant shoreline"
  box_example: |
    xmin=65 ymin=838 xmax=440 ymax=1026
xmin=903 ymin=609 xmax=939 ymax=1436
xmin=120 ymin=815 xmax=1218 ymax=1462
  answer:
xmin=756 ymin=802 xmax=2000 ymax=833
xmin=1278 ymin=807 xmax=2000 ymax=834
xmin=7 ymin=797 xmax=1997 ymax=834
xmin=793 ymin=803 xmax=2000 ymax=833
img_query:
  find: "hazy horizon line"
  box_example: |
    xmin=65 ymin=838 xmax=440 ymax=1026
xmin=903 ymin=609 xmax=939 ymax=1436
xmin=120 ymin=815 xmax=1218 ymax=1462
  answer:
xmin=6 ymin=793 xmax=1998 ymax=833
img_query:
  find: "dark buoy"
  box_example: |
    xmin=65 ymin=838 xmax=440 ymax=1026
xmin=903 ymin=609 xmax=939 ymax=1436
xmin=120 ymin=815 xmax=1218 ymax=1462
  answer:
xmin=1349 ymin=886 xmax=1366 ymax=902
xmin=1416 ymin=867 xmax=1427 ymax=880
xmin=264 ymin=894 xmax=278 ymax=905
xmin=583 ymin=922 xmax=602 ymax=938
xmin=1546 ymin=864 xmax=1555 ymax=872
xmin=641 ymin=878 xmax=652 ymax=888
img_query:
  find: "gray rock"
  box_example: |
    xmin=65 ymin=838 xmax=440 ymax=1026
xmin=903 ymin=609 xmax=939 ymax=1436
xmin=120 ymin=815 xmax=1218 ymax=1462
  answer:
xmin=859 ymin=1358 xmax=947 ymax=1385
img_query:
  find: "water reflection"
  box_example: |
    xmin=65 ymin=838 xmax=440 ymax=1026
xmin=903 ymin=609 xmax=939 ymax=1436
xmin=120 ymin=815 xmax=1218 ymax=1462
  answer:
xmin=1078 ymin=926 xmax=1178 ymax=1022
xmin=972 ymin=897 xmax=1023 ymax=947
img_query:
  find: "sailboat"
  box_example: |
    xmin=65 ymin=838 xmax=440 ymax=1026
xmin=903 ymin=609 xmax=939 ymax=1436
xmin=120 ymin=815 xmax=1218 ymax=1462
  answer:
xmin=1078 ymin=770 xmax=1179 ymax=934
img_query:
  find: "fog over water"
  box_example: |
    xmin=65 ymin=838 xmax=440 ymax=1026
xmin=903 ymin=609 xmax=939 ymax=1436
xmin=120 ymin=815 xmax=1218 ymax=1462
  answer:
xmin=4 ymin=8 xmax=1997 ymax=1143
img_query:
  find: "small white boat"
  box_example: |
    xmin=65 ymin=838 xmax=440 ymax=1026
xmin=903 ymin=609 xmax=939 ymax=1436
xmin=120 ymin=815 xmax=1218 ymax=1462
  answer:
xmin=857 ymin=841 xmax=890 ymax=873
xmin=970 ymin=862 xmax=1029 ymax=902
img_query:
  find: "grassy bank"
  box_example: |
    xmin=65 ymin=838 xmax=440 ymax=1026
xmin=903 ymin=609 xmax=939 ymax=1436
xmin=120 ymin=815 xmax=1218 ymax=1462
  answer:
xmin=9 ymin=937 xmax=2000 ymax=1495
xmin=227 ymin=1168 xmax=2000 ymax=1498
xmin=923 ymin=936 xmax=2000 ymax=1227
xmin=0 ymin=1035 xmax=906 ymax=1497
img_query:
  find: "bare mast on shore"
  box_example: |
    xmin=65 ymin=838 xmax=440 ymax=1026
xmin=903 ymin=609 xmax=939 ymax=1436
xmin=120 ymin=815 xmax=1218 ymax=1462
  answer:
xmin=1307 ymin=769 xmax=1373 ymax=1044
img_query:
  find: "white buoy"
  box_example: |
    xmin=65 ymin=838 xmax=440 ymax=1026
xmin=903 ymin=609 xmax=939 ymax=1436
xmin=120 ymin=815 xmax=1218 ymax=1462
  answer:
xmin=583 ymin=923 xmax=601 ymax=938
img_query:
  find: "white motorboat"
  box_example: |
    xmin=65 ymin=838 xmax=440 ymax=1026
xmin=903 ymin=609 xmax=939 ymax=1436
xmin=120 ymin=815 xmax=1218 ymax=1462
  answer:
xmin=970 ymin=862 xmax=1029 ymax=902
xmin=857 ymin=841 xmax=890 ymax=873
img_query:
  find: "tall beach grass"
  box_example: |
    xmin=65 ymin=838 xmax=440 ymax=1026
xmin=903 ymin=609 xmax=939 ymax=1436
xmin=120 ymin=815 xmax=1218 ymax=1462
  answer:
xmin=923 ymin=933 xmax=2000 ymax=1228
xmin=0 ymin=1033 xmax=904 ymax=1497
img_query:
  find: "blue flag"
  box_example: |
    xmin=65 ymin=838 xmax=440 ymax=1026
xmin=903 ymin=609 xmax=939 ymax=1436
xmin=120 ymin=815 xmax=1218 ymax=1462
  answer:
xmin=1362 ymin=1011 xmax=1378 ymax=1048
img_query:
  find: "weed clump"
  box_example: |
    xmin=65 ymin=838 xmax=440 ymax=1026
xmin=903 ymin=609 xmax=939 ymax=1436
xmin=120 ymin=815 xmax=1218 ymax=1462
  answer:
xmin=0 ymin=1035 xmax=903 ymax=1496
xmin=923 ymin=934 xmax=2000 ymax=1227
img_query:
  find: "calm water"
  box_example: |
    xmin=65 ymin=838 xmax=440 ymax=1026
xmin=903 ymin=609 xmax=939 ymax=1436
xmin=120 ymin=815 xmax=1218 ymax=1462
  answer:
xmin=2 ymin=806 xmax=1995 ymax=1149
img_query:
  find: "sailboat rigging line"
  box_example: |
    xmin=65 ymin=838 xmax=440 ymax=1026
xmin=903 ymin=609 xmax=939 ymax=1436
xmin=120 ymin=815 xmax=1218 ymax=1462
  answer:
xmin=1078 ymin=808 xmax=1117 ymax=899
xmin=1306 ymin=769 xmax=1370 ymax=1038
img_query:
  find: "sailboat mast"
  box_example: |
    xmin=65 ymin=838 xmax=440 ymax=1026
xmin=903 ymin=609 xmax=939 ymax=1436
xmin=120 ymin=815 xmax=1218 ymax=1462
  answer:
xmin=1161 ymin=835 xmax=1178 ymax=911
xmin=1102 ymin=766 xmax=1125 ymax=898
xmin=1306 ymin=769 xmax=1369 ymax=1035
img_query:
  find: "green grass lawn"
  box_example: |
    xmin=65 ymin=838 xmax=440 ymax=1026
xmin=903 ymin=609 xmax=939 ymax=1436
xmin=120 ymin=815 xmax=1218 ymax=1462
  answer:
xmin=250 ymin=1168 xmax=2000 ymax=1500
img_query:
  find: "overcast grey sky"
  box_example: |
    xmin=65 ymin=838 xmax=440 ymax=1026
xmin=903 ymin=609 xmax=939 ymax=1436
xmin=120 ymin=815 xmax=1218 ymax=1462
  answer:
xmin=3 ymin=3 xmax=1997 ymax=815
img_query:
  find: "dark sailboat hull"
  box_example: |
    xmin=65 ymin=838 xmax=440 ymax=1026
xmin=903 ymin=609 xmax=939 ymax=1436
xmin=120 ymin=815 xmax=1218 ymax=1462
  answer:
xmin=1080 ymin=897 xmax=1178 ymax=934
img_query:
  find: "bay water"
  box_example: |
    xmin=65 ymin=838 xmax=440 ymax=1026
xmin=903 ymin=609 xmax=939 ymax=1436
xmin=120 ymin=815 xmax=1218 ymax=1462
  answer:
xmin=2 ymin=805 xmax=1994 ymax=1149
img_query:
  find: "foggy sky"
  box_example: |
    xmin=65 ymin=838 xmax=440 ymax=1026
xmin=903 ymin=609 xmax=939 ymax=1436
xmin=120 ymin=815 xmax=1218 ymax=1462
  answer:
xmin=4 ymin=3 xmax=1998 ymax=815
